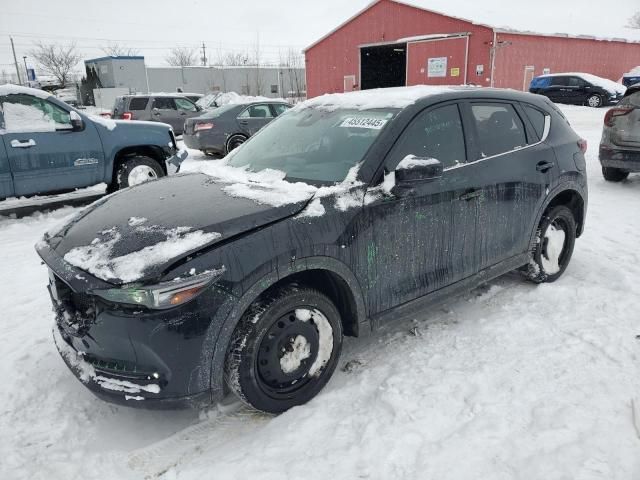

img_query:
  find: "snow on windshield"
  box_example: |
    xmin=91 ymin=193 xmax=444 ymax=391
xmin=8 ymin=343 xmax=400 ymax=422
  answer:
xmin=63 ymin=225 xmax=220 ymax=283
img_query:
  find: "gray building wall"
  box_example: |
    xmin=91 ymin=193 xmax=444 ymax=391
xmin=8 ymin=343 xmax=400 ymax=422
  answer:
xmin=84 ymin=56 xmax=305 ymax=99
xmin=146 ymin=66 xmax=305 ymax=99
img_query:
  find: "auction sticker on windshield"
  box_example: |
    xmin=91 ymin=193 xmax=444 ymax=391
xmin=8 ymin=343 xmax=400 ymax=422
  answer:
xmin=340 ymin=117 xmax=388 ymax=129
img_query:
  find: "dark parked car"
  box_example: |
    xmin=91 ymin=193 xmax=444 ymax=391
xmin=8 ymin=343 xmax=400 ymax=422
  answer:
xmin=599 ymin=83 xmax=640 ymax=182
xmin=183 ymin=101 xmax=292 ymax=156
xmin=530 ymin=73 xmax=625 ymax=107
xmin=38 ymin=86 xmax=587 ymax=413
xmin=622 ymin=68 xmax=640 ymax=88
xmin=112 ymin=94 xmax=203 ymax=135
xmin=0 ymin=85 xmax=187 ymax=200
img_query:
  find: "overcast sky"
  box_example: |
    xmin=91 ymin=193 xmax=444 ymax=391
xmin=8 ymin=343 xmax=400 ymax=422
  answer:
xmin=1 ymin=0 xmax=638 ymax=77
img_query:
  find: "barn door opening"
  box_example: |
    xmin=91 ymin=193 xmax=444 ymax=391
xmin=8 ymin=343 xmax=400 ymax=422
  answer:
xmin=360 ymin=44 xmax=406 ymax=90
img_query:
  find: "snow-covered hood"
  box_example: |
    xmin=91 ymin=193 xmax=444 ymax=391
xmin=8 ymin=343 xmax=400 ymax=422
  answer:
xmin=47 ymin=173 xmax=309 ymax=284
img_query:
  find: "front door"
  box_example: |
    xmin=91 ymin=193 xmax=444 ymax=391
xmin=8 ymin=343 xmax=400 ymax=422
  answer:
xmin=462 ymin=100 xmax=557 ymax=270
xmin=0 ymin=93 xmax=105 ymax=196
xmin=363 ymin=102 xmax=478 ymax=314
xmin=151 ymin=97 xmax=181 ymax=132
xmin=236 ymin=104 xmax=274 ymax=136
xmin=174 ymin=97 xmax=200 ymax=134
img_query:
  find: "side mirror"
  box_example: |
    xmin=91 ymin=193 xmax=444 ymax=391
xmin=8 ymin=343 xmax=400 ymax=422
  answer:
xmin=392 ymin=156 xmax=443 ymax=196
xmin=70 ymin=110 xmax=84 ymax=131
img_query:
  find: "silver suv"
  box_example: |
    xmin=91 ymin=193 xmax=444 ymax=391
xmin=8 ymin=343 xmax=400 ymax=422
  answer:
xmin=112 ymin=94 xmax=203 ymax=135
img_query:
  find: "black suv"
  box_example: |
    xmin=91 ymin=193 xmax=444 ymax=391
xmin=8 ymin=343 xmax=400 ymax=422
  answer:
xmin=37 ymin=87 xmax=588 ymax=413
xmin=599 ymin=84 xmax=640 ymax=181
xmin=530 ymin=73 xmax=625 ymax=108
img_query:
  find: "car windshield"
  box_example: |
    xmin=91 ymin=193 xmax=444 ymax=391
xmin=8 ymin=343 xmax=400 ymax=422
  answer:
xmin=227 ymin=107 xmax=397 ymax=184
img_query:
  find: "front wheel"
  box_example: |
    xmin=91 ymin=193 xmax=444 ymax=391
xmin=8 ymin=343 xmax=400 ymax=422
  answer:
xmin=115 ymin=156 xmax=164 ymax=190
xmin=523 ymin=205 xmax=576 ymax=283
xmin=586 ymin=94 xmax=603 ymax=108
xmin=602 ymin=166 xmax=629 ymax=182
xmin=225 ymin=287 xmax=343 ymax=413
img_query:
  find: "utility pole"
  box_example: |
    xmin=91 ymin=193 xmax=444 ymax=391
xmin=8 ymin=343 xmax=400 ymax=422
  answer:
xmin=201 ymin=42 xmax=207 ymax=66
xmin=22 ymin=56 xmax=28 ymax=84
xmin=10 ymin=36 xmax=22 ymax=85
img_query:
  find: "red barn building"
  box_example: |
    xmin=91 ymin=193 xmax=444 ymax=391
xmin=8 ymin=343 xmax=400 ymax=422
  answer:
xmin=304 ymin=0 xmax=640 ymax=97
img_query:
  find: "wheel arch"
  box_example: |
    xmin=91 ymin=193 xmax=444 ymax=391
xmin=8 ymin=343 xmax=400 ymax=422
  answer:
xmin=110 ymin=145 xmax=168 ymax=184
xmin=530 ymin=186 xmax=586 ymax=247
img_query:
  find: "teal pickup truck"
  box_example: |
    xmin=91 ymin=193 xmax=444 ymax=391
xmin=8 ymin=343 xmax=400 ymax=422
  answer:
xmin=0 ymin=85 xmax=187 ymax=200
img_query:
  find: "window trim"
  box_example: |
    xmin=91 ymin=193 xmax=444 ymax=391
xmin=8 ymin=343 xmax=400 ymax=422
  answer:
xmin=452 ymin=100 xmax=551 ymax=171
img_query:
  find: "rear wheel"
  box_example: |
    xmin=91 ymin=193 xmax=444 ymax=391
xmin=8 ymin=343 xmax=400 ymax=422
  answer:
xmin=586 ymin=94 xmax=603 ymax=108
xmin=226 ymin=134 xmax=247 ymax=155
xmin=523 ymin=205 xmax=576 ymax=283
xmin=115 ymin=156 xmax=164 ymax=190
xmin=602 ymin=166 xmax=629 ymax=182
xmin=224 ymin=287 xmax=343 ymax=413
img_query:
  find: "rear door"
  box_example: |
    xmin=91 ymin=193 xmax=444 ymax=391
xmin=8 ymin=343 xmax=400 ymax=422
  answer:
xmin=461 ymin=100 xmax=556 ymax=269
xmin=0 ymin=93 xmax=105 ymax=196
xmin=151 ymin=97 xmax=181 ymax=131
xmin=565 ymin=76 xmax=588 ymax=104
xmin=236 ymin=104 xmax=274 ymax=135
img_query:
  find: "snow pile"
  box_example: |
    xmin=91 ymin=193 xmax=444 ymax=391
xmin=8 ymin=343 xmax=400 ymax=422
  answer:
xmin=297 ymin=85 xmax=458 ymax=111
xmin=396 ymin=154 xmax=441 ymax=170
xmin=215 ymin=91 xmax=277 ymax=106
xmin=63 ymin=225 xmax=220 ymax=283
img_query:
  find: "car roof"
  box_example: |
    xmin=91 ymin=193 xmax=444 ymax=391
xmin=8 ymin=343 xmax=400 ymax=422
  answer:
xmin=297 ymin=86 xmax=549 ymax=112
xmin=0 ymin=84 xmax=53 ymax=99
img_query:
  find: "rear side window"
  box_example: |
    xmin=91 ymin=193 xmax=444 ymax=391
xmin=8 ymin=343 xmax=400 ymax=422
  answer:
xmin=567 ymin=77 xmax=586 ymax=88
xmin=128 ymin=97 xmax=149 ymax=110
xmin=522 ymin=104 xmax=547 ymax=140
xmin=152 ymin=97 xmax=176 ymax=110
xmin=388 ymin=104 xmax=466 ymax=169
xmin=238 ymin=104 xmax=273 ymax=119
xmin=470 ymin=103 xmax=527 ymax=158
xmin=549 ymin=76 xmax=569 ymax=87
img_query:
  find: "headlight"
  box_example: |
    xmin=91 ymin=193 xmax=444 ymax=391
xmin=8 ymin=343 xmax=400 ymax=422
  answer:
xmin=92 ymin=268 xmax=224 ymax=309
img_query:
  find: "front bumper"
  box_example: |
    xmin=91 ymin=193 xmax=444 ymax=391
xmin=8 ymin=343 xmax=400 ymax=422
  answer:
xmin=166 ymin=148 xmax=188 ymax=169
xmin=39 ymin=243 xmax=236 ymax=409
xmin=599 ymin=145 xmax=640 ymax=171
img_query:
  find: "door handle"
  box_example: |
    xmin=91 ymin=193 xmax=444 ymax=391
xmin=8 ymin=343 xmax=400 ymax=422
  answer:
xmin=459 ymin=189 xmax=482 ymax=201
xmin=239 ymin=120 xmax=249 ymax=125
xmin=10 ymin=139 xmax=36 ymax=148
xmin=180 ymin=112 xmax=187 ymax=116
xmin=536 ymin=161 xmax=555 ymax=173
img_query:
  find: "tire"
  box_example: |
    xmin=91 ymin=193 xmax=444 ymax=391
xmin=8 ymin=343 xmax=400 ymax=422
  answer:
xmin=523 ymin=205 xmax=576 ymax=284
xmin=226 ymin=134 xmax=247 ymax=155
xmin=115 ymin=156 xmax=164 ymax=190
xmin=586 ymin=94 xmax=603 ymax=108
xmin=224 ymin=286 xmax=343 ymax=414
xmin=602 ymin=166 xmax=629 ymax=182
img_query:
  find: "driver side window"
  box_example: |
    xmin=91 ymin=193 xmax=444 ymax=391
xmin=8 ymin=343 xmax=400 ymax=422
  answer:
xmin=175 ymin=98 xmax=197 ymax=111
xmin=1 ymin=94 xmax=71 ymax=132
xmin=387 ymin=103 xmax=467 ymax=171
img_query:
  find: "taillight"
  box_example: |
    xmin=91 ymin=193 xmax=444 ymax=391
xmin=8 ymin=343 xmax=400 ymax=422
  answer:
xmin=194 ymin=122 xmax=214 ymax=132
xmin=604 ymin=107 xmax=632 ymax=127
xmin=577 ymin=138 xmax=587 ymax=154
xmin=121 ymin=112 xmax=132 ymax=120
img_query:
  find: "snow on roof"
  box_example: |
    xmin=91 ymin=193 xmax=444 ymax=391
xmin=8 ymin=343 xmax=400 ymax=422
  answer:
xmin=296 ymin=85 xmax=459 ymax=110
xmin=397 ymin=32 xmax=469 ymax=43
xmin=305 ymin=0 xmax=640 ymax=51
xmin=0 ymin=84 xmax=53 ymax=99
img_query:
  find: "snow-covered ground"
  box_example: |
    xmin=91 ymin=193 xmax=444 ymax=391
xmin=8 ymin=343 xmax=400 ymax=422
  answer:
xmin=1 ymin=105 xmax=640 ymax=480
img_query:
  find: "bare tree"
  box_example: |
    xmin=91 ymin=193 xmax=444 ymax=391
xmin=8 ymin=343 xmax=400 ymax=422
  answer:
xmin=253 ymin=37 xmax=265 ymax=96
xmin=101 ymin=43 xmax=140 ymax=56
xmin=279 ymin=48 xmax=305 ymax=101
xmin=628 ymin=11 xmax=640 ymax=29
xmin=220 ymin=51 xmax=251 ymax=66
xmin=165 ymin=47 xmax=197 ymax=67
xmin=30 ymin=42 xmax=81 ymax=88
